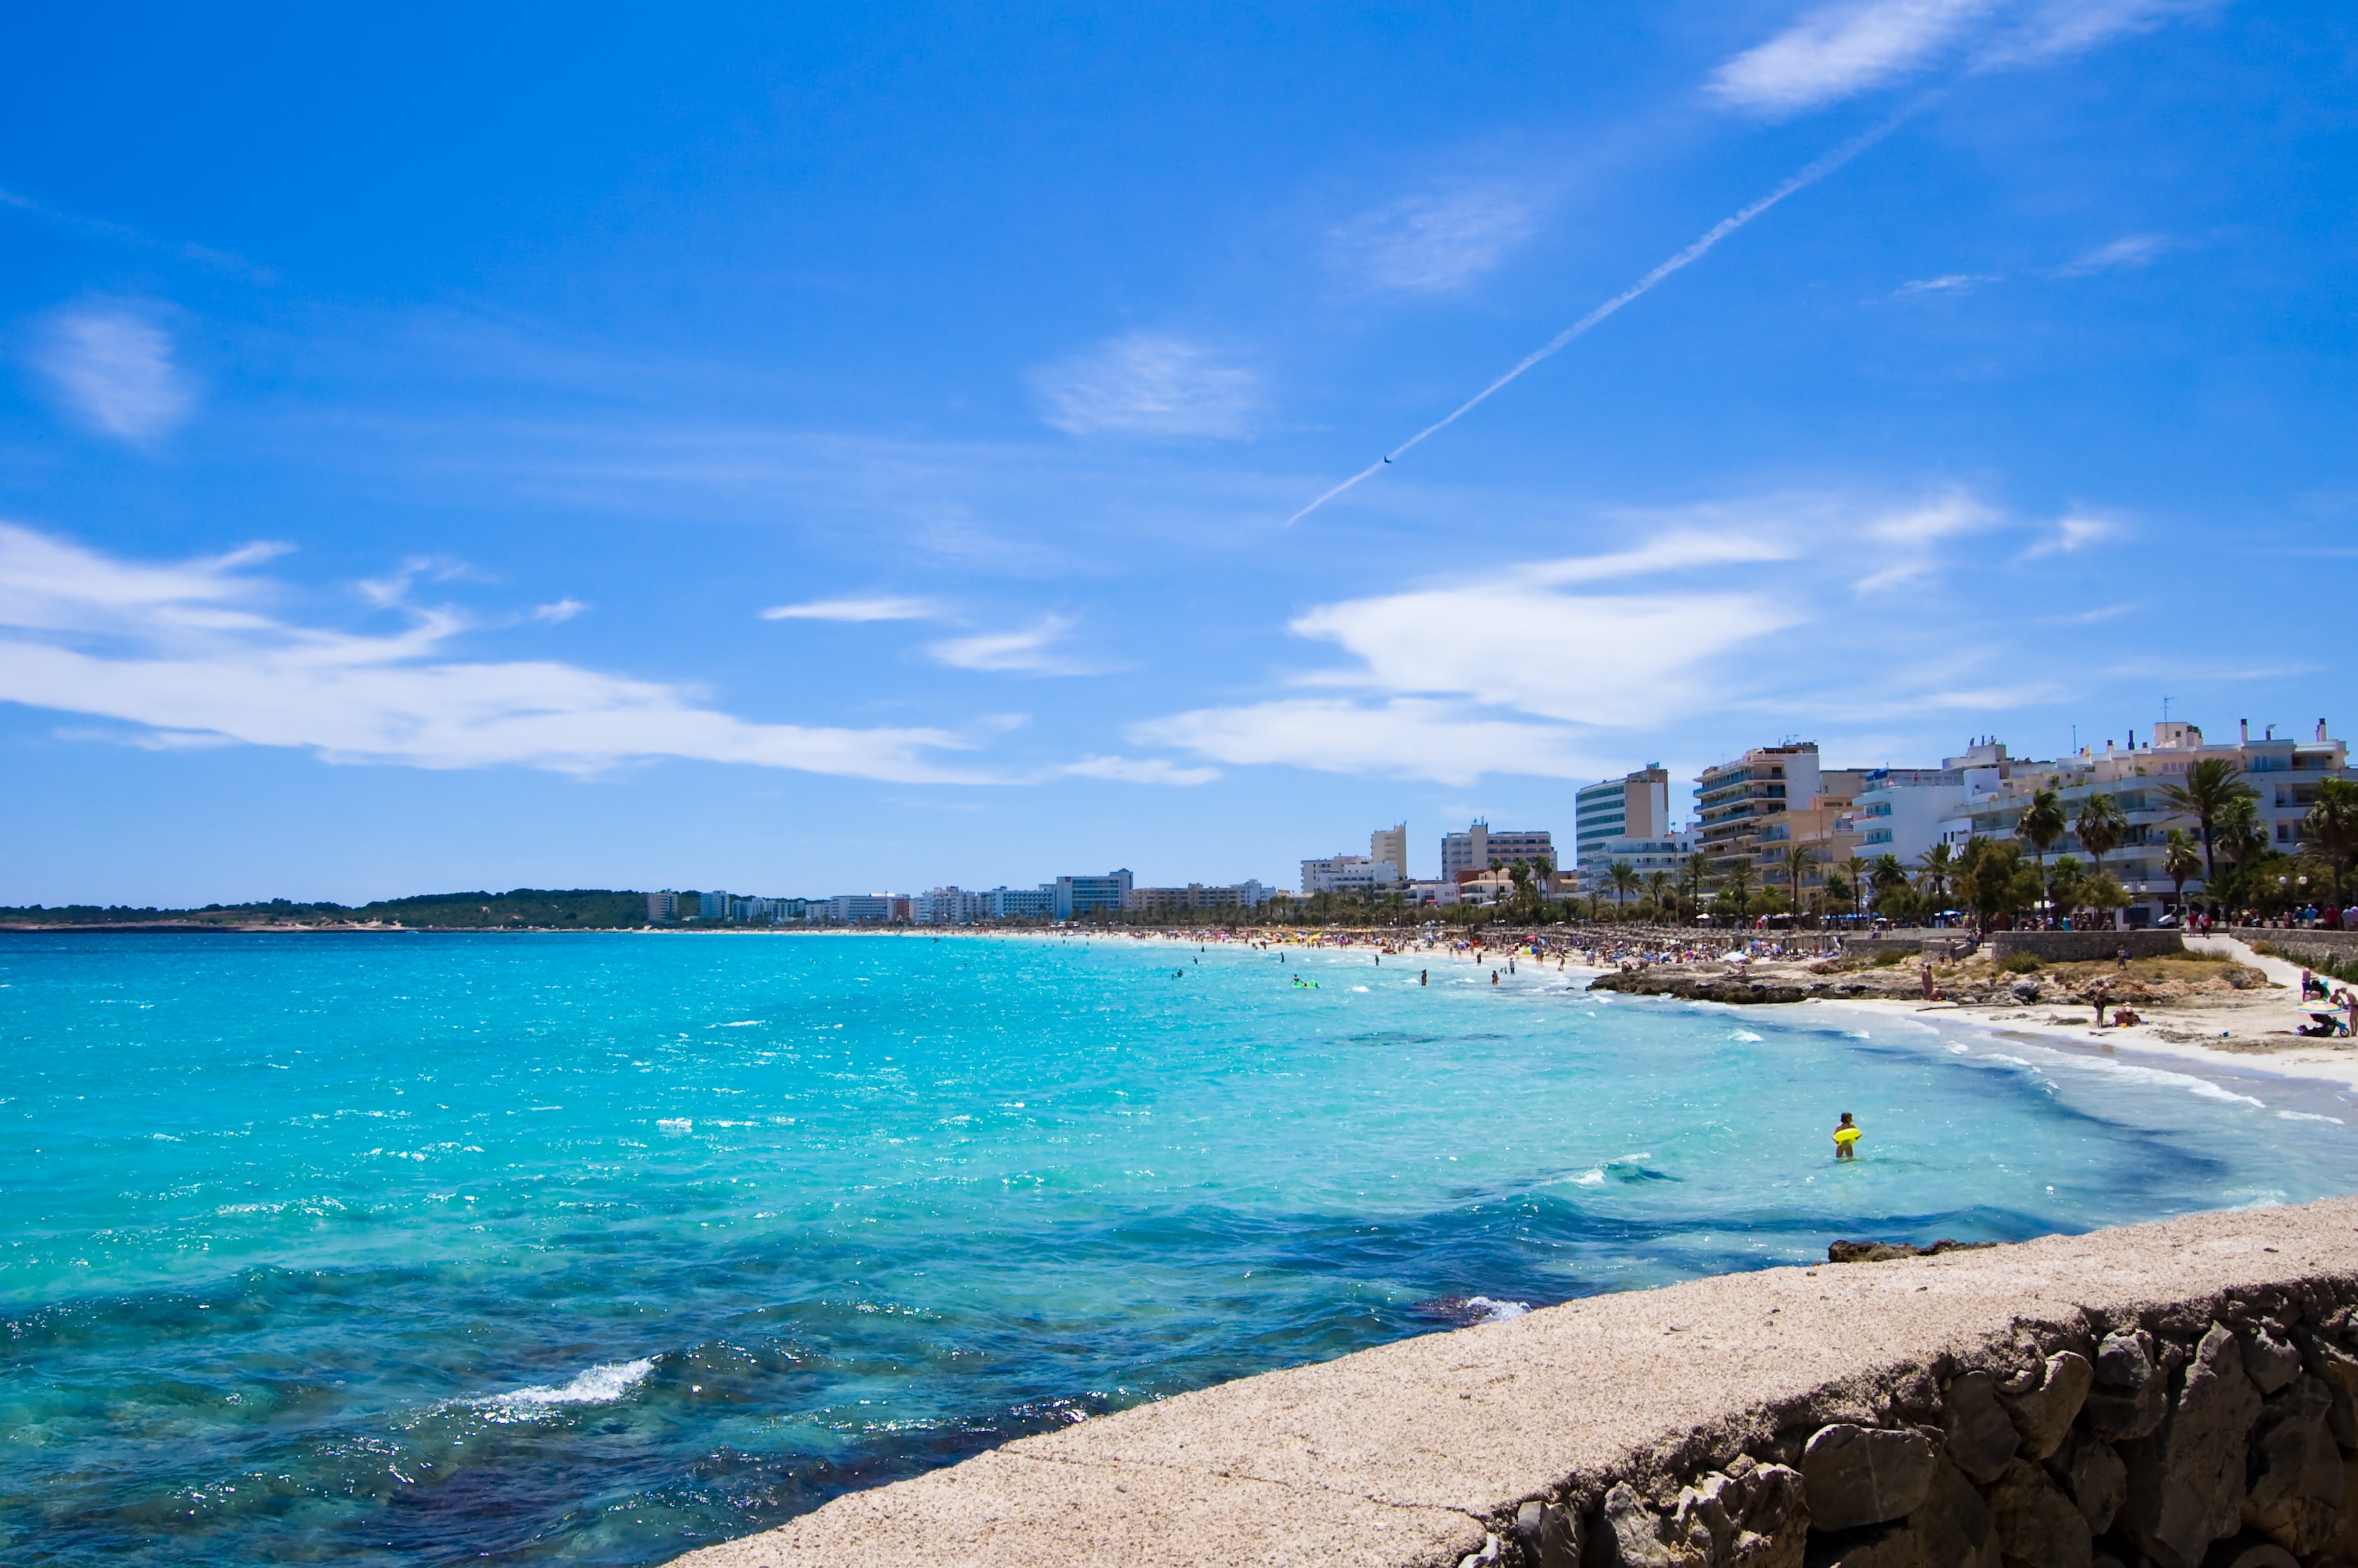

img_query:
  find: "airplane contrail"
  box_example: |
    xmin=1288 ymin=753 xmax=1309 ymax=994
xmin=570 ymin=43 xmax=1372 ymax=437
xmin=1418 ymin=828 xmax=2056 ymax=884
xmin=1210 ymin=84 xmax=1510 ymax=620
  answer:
xmin=1283 ymin=107 xmax=1921 ymax=529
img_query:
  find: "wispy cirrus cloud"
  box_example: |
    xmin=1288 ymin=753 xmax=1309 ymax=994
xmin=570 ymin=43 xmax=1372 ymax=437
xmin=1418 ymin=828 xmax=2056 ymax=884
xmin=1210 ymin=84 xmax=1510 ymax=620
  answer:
xmin=1708 ymin=0 xmax=2206 ymax=115
xmin=31 ymin=305 xmax=195 ymax=443
xmin=1033 ymin=332 xmax=1261 ymax=439
xmin=1134 ymin=698 xmax=1606 ymax=787
xmin=0 ymin=522 xmax=985 ymax=782
xmin=761 ymin=595 xmax=938 ymax=622
xmin=2020 ymin=511 xmax=2121 ymax=559
xmin=2051 ymin=234 xmax=2166 ymax=277
xmin=926 ymin=615 xmax=1106 ymax=676
xmin=1328 ymin=183 xmax=1542 ymax=294
xmin=1059 ymin=754 xmax=1220 ymax=786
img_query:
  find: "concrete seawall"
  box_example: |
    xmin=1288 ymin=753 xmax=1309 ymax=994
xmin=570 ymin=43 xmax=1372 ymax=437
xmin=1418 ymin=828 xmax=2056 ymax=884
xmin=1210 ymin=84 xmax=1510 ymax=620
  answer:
xmin=674 ymin=1199 xmax=2358 ymax=1568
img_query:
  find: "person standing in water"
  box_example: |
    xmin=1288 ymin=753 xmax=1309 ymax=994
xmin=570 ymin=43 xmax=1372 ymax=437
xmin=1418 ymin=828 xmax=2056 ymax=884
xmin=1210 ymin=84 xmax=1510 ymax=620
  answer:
xmin=1833 ymin=1113 xmax=1861 ymax=1161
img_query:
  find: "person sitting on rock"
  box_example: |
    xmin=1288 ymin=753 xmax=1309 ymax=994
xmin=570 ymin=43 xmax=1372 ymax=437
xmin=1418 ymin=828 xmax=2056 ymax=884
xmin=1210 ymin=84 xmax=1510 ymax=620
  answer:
xmin=1833 ymin=1113 xmax=1862 ymax=1161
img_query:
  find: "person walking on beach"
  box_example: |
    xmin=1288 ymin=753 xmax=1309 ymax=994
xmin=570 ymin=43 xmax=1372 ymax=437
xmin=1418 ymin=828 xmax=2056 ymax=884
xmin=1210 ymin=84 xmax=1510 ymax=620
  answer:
xmin=1833 ymin=1113 xmax=1861 ymax=1161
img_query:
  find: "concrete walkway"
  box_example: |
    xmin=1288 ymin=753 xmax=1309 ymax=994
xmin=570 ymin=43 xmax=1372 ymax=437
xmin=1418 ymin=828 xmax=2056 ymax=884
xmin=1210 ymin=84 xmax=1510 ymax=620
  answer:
xmin=2188 ymin=931 xmax=2309 ymax=989
xmin=670 ymin=1198 xmax=2358 ymax=1568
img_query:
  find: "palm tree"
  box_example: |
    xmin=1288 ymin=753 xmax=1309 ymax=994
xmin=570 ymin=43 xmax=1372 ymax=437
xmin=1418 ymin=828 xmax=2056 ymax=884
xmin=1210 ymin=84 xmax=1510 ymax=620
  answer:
xmin=2160 ymin=757 xmax=2257 ymax=882
xmin=1606 ymin=861 xmax=1640 ymax=915
xmin=2162 ymin=829 xmax=2202 ymax=918
xmin=1914 ymin=843 xmax=1955 ymax=911
xmin=1644 ymin=869 xmax=1674 ymax=919
xmin=2074 ymin=793 xmax=2129 ymax=882
xmin=1720 ymin=857 xmax=1758 ymax=921
xmin=1870 ymin=852 xmax=1909 ymax=914
xmin=2307 ymin=778 xmax=2358 ymax=902
xmin=1679 ymin=852 xmax=1712 ymax=916
xmin=2215 ymin=793 xmax=2267 ymax=868
xmin=2016 ymin=788 xmax=2067 ymax=925
xmin=1779 ymin=841 xmax=1815 ymax=920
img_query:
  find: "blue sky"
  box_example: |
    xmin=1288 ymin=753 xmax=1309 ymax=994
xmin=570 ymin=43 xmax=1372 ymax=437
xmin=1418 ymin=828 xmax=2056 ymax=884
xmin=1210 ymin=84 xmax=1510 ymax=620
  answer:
xmin=2 ymin=2 xmax=2353 ymax=902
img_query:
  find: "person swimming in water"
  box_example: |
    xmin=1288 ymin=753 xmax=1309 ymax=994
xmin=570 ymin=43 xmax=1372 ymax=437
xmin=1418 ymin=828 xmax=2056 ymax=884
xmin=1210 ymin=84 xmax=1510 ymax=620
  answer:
xmin=1833 ymin=1112 xmax=1861 ymax=1161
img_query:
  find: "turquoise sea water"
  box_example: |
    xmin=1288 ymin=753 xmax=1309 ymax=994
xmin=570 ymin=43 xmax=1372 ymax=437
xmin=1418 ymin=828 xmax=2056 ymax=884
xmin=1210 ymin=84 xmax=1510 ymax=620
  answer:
xmin=6 ymin=932 xmax=2358 ymax=1567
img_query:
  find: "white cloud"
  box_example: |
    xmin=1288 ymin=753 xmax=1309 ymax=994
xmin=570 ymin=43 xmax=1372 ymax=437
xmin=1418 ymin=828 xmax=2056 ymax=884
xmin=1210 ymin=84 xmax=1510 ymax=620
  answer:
xmin=2020 ymin=512 xmax=2120 ymax=559
xmin=761 ymin=596 xmax=937 ymax=622
xmin=1708 ymin=0 xmax=2203 ymax=115
xmin=1852 ymin=491 xmax=1997 ymax=590
xmin=1329 ymin=184 xmax=1542 ymax=293
xmin=1059 ymin=754 xmax=1221 ymax=786
xmin=1033 ymin=333 xmax=1261 ymax=439
xmin=32 ymin=306 xmax=195 ymax=443
xmin=926 ymin=616 xmax=1102 ymax=676
xmin=0 ymin=521 xmax=983 ymax=782
xmin=2051 ymin=234 xmax=2165 ymax=277
xmin=1709 ymin=0 xmax=1991 ymax=113
xmin=531 ymin=598 xmax=586 ymax=622
xmin=1896 ymin=272 xmax=1998 ymax=297
xmin=1288 ymin=577 xmax=1794 ymax=729
xmin=1133 ymin=698 xmax=1605 ymax=787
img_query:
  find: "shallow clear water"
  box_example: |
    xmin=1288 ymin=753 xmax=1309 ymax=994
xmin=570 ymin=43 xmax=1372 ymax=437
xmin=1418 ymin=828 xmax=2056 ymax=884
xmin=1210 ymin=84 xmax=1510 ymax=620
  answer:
xmin=4 ymin=932 xmax=2356 ymax=1567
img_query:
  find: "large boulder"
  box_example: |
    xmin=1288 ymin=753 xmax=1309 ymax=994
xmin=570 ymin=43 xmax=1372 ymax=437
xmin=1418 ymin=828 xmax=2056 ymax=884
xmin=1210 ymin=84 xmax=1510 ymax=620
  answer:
xmin=1942 ymin=1371 xmax=2021 ymax=1484
xmin=2083 ymin=1331 xmax=2168 ymax=1443
xmin=2118 ymin=1324 xmax=2265 ymax=1568
xmin=1804 ymin=1425 xmax=1938 ymax=1532
xmin=1595 ymin=1481 xmax=1708 ymax=1568
xmin=2001 ymin=1352 xmax=2092 ymax=1461
xmin=1983 ymin=1457 xmax=2092 ymax=1568
xmin=2300 ymin=1331 xmax=2358 ymax=1448
xmin=2242 ymin=1374 xmax=2346 ymax=1553
xmin=1514 ymin=1498 xmax=1582 ymax=1568
xmin=2043 ymin=1430 xmax=2126 ymax=1535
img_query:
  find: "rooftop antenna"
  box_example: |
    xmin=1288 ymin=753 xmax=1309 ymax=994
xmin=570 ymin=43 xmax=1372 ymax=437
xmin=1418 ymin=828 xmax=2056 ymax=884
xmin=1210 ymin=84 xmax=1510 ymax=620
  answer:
xmin=2162 ymin=695 xmax=2173 ymax=721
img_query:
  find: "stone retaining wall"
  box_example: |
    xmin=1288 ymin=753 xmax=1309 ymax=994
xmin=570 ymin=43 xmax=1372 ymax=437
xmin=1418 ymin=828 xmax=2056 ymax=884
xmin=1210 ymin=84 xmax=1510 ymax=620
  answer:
xmin=672 ymin=1200 xmax=2358 ymax=1568
xmin=2254 ymin=932 xmax=2358 ymax=970
xmin=1987 ymin=930 xmax=2188 ymax=962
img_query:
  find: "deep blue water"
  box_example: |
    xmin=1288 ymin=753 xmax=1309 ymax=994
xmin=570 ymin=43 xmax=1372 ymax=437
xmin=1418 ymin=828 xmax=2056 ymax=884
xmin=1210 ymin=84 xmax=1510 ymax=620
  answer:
xmin=4 ymin=931 xmax=2356 ymax=1567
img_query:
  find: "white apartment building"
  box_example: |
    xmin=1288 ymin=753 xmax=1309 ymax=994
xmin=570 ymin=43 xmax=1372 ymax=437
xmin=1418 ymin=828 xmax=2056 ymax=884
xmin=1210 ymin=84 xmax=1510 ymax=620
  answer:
xmin=988 ymin=885 xmax=1058 ymax=920
xmin=1439 ymin=821 xmax=1555 ymax=880
xmin=823 ymin=893 xmax=893 ymax=924
xmin=1370 ymin=824 xmax=1410 ymax=881
xmin=1301 ymin=855 xmax=1402 ymax=897
xmin=1956 ymin=720 xmax=2350 ymax=924
xmin=1575 ymin=832 xmax=1695 ymax=894
xmin=647 ymin=890 xmax=679 ymax=923
xmin=1574 ymin=767 xmax=1670 ymax=866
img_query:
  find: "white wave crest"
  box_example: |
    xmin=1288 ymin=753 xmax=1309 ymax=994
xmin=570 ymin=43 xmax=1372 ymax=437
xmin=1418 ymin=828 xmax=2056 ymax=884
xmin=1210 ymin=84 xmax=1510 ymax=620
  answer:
xmin=2280 ymin=1111 xmax=2346 ymax=1125
xmin=1731 ymin=1029 xmax=1765 ymax=1043
xmin=470 ymin=1358 xmax=655 ymax=1421
xmin=1465 ymin=1296 xmax=1530 ymax=1322
xmin=1574 ymin=1168 xmax=1606 ymax=1186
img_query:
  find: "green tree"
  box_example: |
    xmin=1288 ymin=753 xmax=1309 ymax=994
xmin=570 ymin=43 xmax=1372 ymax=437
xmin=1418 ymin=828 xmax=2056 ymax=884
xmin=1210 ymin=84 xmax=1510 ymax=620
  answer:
xmin=1914 ymin=842 xmax=1955 ymax=909
xmin=1720 ymin=857 xmax=1758 ymax=922
xmin=1869 ymin=853 xmax=1910 ymax=916
xmin=2159 ymin=756 xmax=2258 ymax=883
xmin=2016 ymin=787 xmax=2068 ymax=924
xmin=1644 ymin=870 xmax=1673 ymax=920
xmin=1778 ymin=841 xmax=1815 ymax=922
xmin=1607 ymin=860 xmax=1640 ymax=913
xmin=2047 ymin=855 xmax=2086 ymax=924
xmin=2306 ymin=777 xmax=2358 ymax=902
xmin=1679 ymin=851 xmax=1712 ymax=914
xmin=1956 ymin=839 xmax=2042 ymax=929
xmin=2161 ymin=829 xmax=2203 ymax=916
xmin=2215 ymin=793 xmax=2268 ymax=870
xmin=2074 ymin=793 xmax=2129 ymax=882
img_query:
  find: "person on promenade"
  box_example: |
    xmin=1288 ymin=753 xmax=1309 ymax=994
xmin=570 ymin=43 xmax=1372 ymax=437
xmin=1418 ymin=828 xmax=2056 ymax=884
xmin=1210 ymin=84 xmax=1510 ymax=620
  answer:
xmin=1833 ymin=1113 xmax=1861 ymax=1161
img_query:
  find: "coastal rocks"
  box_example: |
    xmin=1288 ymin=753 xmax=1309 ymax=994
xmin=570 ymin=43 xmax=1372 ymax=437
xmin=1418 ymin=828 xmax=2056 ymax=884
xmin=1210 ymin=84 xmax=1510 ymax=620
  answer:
xmin=2119 ymin=1323 xmax=2264 ymax=1568
xmin=1943 ymin=1372 xmax=2021 ymax=1484
xmin=2046 ymin=1430 xmax=2126 ymax=1534
xmin=1803 ymin=1424 xmax=1937 ymax=1531
xmin=2083 ymin=1330 xmax=2170 ymax=1443
xmin=1983 ymin=1457 xmax=2092 ymax=1568
xmin=1597 ymin=1481 xmax=1707 ymax=1567
xmin=1583 ymin=972 xmax=1815 ymax=1005
xmin=2244 ymin=1375 xmax=2345 ymax=1552
xmin=2002 ymin=1351 xmax=2094 ymax=1459
xmin=1514 ymin=1498 xmax=1582 ymax=1568
xmin=1828 ymin=1240 xmax=1998 ymax=1265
